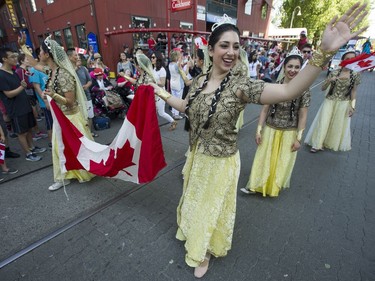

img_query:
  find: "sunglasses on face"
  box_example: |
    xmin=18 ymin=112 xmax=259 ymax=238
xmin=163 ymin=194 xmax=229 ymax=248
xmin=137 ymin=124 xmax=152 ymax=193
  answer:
xmin=151 ymin=56 xmax=156 ymax=59
xmin=303 ymin=50 xmax=311 ymax=54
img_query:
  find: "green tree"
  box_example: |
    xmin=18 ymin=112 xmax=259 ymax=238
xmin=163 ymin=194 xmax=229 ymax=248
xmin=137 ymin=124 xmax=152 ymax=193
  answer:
xmin=281 ymin=0 xmax=370 ymax=47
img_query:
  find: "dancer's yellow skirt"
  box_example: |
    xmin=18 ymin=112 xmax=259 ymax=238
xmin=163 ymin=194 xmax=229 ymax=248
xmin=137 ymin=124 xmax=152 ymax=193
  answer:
xmin=247 ymin=126 xmax=298 ymax=197
xmin=176 ymin=144 xmax=240 ymax=267
xmin=304 ymin=99 xmax=351 ymax=151
xmin=52 ymin=110 xmax=95 ymax=183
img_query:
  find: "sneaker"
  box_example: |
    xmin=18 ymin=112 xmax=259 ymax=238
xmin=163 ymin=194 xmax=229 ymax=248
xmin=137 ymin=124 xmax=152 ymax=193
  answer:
xmin=36 ymin=117 xmax=42 ymax=122
xmin=0 ymin=178 xmax=4 ymax=183
xmin=240 ymin=187 xmax=256 ymax=195
xmin=173 ymin=115 xmax=183 ymax=120
xmin=34 ymin=132 xmax=48 ymax=139
xmin=33 ymin=132 xmax=48 ymax=141
xmin=30 ymin=146 xmax=47 ymax=154
xmin=48 ymin=180 xmax=70 ymax=191
xmin=1 ymin=168 xmax=19 ymax=175
xmin=9 ymin=133 xmax=18 ymax=139
xmin=26 ymin=153 xmax=42 ymax=162
xmin=5 ymin=148 xmax=20 ymax=158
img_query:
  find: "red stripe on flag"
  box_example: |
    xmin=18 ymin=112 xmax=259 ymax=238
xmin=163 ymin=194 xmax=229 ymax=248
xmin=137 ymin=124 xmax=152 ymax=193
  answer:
xmin=126 ymin=85 xmax=167 ymax=183
xmin=50 ymin=100 xmax=85 ymax=171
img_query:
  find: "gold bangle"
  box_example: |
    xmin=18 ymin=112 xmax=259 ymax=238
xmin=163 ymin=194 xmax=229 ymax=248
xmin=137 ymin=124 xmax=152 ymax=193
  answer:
xmin=296 ymin=129 xmax=304 ymax=143
xmin=52 ymin=93 xmax=68 ymax=105
xmin=157 ymin=88 xmax=172 ymax=102
xmin=351 ymin=99 xmax=356 ymax=111
xmin=20 ymin=45 xmax=33 ymax=57
xmin=309 ymin=48 xmax=336 ymax=69
xmin=256 ymin=125 xmax=262 ymax=135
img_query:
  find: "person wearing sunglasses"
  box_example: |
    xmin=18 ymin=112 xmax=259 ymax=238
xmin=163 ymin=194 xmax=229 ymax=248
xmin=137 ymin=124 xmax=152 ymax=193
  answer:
xmin=301 ymin=43 xmax=313 ymax=65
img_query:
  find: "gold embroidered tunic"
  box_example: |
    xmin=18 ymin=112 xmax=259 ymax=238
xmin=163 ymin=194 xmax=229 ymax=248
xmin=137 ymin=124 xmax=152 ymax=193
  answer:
xmin=324 ymin=69 xmax=361 ymax=101
xmin=187 ymin=74 xmax=265 ymax=157
xmin=266 ymin=90 xmax=311 ymax=129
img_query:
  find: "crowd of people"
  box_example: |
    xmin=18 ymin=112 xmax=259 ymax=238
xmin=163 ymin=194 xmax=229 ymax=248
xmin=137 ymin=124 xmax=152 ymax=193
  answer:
xmin=0 ymin=2 xmax=370 ymax=278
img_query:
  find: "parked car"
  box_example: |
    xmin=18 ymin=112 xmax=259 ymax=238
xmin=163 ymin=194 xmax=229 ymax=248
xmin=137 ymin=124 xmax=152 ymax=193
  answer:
xmin=327 ymin=48 xmax=346 ymax=75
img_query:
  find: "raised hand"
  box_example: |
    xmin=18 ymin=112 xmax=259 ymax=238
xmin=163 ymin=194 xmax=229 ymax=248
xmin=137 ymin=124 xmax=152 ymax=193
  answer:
xmin=320 ymin=2 xmax=368 ymax=52
xmin=18 ymin=31 xmax=27 ymax=46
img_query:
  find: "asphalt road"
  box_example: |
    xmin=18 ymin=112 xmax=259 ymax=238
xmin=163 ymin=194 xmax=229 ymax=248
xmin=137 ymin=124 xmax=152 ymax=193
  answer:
xmin=0 ymin=71 xmax=374 ymax=281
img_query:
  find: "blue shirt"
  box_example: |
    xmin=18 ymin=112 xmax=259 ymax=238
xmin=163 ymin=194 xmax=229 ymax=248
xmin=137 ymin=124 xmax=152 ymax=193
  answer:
xmin=29 ymin=67 xmax=49 ymax=108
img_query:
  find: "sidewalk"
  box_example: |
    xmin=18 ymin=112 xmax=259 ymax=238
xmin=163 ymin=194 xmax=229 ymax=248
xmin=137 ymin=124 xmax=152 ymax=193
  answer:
xmin=0 ymin=72 xmax=374 ymax=281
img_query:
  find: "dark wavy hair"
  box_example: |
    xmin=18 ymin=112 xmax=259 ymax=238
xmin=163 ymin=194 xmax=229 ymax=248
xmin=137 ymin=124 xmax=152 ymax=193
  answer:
xmin=284 ymin=55 xmax=303 ymax=67
xmin=153 ymin=51 xmax=164 ymax=71
xmin=208 ymin=23 xmax=240 ymax=61
xmin=41 ymin=42 xmax=53 ymax=59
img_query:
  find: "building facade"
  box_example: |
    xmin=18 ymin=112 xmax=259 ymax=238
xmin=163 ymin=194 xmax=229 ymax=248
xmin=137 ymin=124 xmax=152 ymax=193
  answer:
xmin=0 ymin=0 xmax=273 ymax=70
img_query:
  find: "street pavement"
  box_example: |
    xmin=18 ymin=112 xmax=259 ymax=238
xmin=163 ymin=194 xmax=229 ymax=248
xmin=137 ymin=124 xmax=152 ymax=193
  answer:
xmin=0 ymin=71 xmax=374 ymax=281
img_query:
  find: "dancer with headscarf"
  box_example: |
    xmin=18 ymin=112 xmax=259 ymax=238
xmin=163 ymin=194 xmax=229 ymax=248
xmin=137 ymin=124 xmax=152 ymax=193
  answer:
xmin=305 ymin=48 xmax=361 ymax=152
xmin=148 ymin=5 xmax=367 ymax=278
xmin=19 ymin=34 xmax=94 ymax=191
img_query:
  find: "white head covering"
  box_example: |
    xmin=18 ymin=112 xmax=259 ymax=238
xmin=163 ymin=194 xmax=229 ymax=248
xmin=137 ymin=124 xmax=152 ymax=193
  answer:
xmin=44 ymin=36 xmax=88 ymax=120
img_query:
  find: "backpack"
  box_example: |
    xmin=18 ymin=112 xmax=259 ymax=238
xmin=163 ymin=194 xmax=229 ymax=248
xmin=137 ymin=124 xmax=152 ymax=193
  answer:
xmin=93 ymin=116 xmax=111 ymax=131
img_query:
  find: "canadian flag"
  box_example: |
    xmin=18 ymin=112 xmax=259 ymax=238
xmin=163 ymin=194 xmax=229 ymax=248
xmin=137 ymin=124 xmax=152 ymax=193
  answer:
xmin=49 ymin=85 xmax=166 ymax=184
xmin=340 ymin=52 xmax=375 ymax=72
xmin=75 ymin=47 xmax=87 ymax=55
xmin=0 ymin=143 xmax=5 ymax=164
xmin=194 ymin=36 xmax=208 ymax=49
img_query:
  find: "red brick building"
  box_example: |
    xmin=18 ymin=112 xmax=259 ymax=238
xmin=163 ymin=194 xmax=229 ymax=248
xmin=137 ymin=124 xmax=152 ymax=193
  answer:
xmin=0 ymin=0 xmax=273 ymax=71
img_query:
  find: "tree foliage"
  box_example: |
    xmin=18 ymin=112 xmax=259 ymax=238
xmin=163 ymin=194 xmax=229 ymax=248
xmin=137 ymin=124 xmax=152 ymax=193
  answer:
xmin=280 ymin=0 xmax=371 ymax=46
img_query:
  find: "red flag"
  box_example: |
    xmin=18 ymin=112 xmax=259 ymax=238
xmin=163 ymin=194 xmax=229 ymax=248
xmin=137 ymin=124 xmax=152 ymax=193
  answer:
xmin=49 ymin=85 xmax=166 ymax=184
xmin=339 ymin=52 xmax=375 ymax=72
xmin=0 ymin=143 xmax=5 ymax=164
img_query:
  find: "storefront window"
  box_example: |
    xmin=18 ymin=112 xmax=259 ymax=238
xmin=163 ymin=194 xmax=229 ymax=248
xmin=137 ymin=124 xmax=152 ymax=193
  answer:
xmin=76 ymin=24 xmax=87 ymax=49
xmin=131 ymin=16 xmax=151 ymax=50
xmin=261 ymin=3 xmax=268 ymax=19
xmin=63 ymin=28 xmax=74 ymax=49
xmin=54 ymin=30 xmax=63 ymax=46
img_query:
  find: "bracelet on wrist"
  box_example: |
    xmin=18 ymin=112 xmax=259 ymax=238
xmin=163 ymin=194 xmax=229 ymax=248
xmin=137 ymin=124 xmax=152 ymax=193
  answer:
xmin=296 ymin=129 xmax=304 ymax=143
xmin=309 ymin=48 xmax=336 ymax=69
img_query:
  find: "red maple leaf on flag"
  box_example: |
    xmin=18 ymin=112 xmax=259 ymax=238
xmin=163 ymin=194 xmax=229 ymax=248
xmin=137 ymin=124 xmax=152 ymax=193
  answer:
xmin=89 ymin=140 xmax=136 ymax=177
xmin=357 ymin=60 xmax=373 ymax=68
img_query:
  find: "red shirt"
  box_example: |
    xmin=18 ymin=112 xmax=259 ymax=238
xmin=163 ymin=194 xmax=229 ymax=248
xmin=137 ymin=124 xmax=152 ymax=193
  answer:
xmin=148 ymin=38 xmax=156 ymax=50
